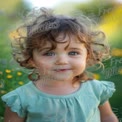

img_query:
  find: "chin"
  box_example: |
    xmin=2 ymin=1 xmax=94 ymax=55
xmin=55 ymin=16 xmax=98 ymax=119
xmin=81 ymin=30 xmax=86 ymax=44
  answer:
xmin=52 ymin=75 xmax=74 ymax=82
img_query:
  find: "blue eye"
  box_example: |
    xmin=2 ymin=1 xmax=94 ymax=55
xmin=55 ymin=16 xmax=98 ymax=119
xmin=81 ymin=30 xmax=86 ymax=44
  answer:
xmin=43 ymin=52 xmax=55 ymax=56
xmin=69 ymin=51 xmax=79 ymax=55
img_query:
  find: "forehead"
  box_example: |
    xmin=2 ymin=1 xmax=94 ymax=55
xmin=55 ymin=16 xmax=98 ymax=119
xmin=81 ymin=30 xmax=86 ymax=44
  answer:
xmin=56 ymin=33 xmax=80 ymax=43
xmin=44 ymin=34 xmax=83 ymax=48
xmin=34 ymin=33 xmax=86 ymax=52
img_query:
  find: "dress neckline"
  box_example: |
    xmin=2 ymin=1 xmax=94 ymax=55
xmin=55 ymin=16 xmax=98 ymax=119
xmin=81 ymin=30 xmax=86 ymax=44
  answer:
xmin=30 ymin=81 xmax=86 ymax=99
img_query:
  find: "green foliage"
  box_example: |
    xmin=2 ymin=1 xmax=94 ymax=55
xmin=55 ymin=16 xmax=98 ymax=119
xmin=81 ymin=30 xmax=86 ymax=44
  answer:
xmin=0 ymin=0 xmax=31 ymax=59
xmin=0 ymin=13 xmax=12 ymax=59
xmin=76 ymin=0 xmax=116 ymax=22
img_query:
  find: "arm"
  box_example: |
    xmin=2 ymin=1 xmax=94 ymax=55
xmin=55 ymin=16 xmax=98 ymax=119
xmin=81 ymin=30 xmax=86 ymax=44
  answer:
xmin=99 ymin=101 xmax=118 ymax=122
xmin=4 ymin=107 xmax=25 ymax=122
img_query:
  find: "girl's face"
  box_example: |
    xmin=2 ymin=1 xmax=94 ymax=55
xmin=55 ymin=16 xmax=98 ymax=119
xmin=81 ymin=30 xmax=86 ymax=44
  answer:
xmin=31 ymin=34 xmax=87 ymax=85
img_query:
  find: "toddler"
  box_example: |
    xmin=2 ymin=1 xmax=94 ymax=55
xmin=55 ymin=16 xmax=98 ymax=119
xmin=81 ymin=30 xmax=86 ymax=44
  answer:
xmin=2 ymin=7 xmax=118 ymax=122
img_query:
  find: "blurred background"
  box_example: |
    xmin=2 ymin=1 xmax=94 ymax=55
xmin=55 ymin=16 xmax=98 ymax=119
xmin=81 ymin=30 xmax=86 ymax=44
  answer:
xmin=0 ymin=0 xmax=122 ymax=121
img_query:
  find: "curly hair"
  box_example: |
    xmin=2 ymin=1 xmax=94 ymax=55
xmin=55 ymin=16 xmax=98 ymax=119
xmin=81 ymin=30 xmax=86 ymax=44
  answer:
xmin=11 ymin=7 xmax=110 ymax=83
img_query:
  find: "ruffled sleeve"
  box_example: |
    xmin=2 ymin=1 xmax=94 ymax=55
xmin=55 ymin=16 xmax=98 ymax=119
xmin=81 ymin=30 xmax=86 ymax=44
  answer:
xmin=99 ymin=81 xmax=116 ymax=105
xmin=1 ymin=90 xmax=26 ymax=118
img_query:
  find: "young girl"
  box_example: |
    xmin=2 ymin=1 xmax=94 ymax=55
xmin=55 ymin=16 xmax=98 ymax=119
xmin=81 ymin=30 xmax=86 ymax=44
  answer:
xmin=2 ymin=8 xmax=118 ymax=122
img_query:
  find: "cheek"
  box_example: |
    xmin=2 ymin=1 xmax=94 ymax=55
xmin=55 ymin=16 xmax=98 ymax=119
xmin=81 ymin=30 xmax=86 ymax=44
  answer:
xmin=75 ymin=61 xmax=86 ymax=70
xmin=73 ymin=56 xmax=87 ymax=65
xmin=72 ymin=58 xmax=87 ymax=72
xmin=35 ymin=60 xmax=52 ymax=71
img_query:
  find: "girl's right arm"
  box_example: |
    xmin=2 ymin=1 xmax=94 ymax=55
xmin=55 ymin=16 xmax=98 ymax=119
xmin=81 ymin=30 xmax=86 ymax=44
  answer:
xmin=4 ymin=107 xmax=25 ymax=122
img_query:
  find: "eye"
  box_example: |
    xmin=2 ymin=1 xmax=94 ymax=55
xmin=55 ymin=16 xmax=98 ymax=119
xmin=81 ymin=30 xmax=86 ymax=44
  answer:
xmin=68 ymin=51 xmax=79 ymax=55
xmin=43 ymin=51 xmax=55 ymax=56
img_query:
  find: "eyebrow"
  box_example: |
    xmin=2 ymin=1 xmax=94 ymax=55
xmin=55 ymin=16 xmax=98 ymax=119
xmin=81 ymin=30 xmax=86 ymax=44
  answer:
xmin=67 ymin=47 xmax=83 ymax=51
xmin=38 ymin=47 xmax=83 ymax=52
xmin=39 ymin=47 xmax=52 ymax=51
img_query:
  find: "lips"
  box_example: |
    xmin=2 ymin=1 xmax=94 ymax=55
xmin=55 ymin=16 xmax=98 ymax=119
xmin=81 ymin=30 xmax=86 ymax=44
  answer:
xmin=54 ymin=69 xmax=71 ymax=72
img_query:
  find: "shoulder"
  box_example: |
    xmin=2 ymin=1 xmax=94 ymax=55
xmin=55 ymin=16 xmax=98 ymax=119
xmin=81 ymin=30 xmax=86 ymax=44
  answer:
xmin=1 ymin=82 xmax=33 ymax=118
xmin=86 ymin=79 xmax=115 ymax=94
xmin=12 ymin=81 xmax=36 ymax=93
xmin=86 ymin=79 xmax=115 ymax=90
xmin=15 ymin=81 xmax=38 ymax=98
xmin=85 ymin=79 xmax=116 ymax=105
xmin=1 ymin=81 xmax=34 ymax=104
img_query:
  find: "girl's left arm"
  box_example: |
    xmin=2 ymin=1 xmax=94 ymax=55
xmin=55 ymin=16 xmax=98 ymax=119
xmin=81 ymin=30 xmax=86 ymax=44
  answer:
xmin=99 ymin=101 xmax=118 ymax=122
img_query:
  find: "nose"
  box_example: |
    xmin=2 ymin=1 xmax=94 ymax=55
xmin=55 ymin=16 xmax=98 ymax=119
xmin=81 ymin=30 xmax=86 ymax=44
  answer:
xmin=55 ymin=54 xmax=68 ymax=65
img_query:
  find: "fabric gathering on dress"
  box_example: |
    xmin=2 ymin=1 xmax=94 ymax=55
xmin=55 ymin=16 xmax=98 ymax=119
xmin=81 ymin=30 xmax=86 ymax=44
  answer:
xmin=1 ymin=80 xmax=115 ymax=122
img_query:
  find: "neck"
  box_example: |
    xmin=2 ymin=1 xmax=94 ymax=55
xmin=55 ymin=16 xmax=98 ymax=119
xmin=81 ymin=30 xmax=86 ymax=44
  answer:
xmin=34 ymin=79 xmax=81 ymax=95
xmin=37 ymin=77 xmax=74 ymax=87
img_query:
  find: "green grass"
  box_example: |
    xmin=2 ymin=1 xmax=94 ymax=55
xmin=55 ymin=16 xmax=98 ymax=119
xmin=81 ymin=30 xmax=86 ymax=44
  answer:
xmin=0 ymin=116 xmax=4 ymax=122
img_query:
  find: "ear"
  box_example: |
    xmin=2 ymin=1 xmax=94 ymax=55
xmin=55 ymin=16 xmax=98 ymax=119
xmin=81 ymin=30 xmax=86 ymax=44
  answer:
xmin=28 ymin=59 xmax=37 ymax=68
xmin=86 ymin=52 xmax=90 ymax=61
xmin=86 ymin=52 xmax=92 ymax=68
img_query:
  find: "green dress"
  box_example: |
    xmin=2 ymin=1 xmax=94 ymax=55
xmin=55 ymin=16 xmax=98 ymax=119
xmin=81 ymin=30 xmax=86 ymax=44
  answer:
xmin=1 ymin=80 xmax=115 ymax=122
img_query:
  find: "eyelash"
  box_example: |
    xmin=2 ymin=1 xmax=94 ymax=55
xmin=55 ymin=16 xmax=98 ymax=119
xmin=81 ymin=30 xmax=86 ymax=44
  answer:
xmin=43 ymin=52 xmax=55 ymax=56
xmin=43 ymin=51 xmax=80 ymax=56
xmin=68 ymin=51 xmax=80 ymax=55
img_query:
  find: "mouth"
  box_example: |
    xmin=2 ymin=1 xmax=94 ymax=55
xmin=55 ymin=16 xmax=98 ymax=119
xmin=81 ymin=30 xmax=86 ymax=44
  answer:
xmin=54 ymin=69 xmax=71 ymax=72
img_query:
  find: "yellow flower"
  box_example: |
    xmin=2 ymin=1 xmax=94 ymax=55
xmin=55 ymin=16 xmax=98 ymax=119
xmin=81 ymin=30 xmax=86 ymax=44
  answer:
xmin=18 ymin=81 xmax=24 ymax=85
xmin=0 ymin=90 xmax=6 ymax=94
xmin=0 ymin=71 xmax=3 ymax=75
xmin=5 ymin=69 xmax=11 ymax=73
xmin=93 ymin=74 xmax=100 ymax=80
xmin=118 ymin=69 xmax=122 ymax=75
xmin=0 ymin=84 xmax=4 ymax=88
xmin=9 ymin=29 xmax=26 ymax=42
xmin=111 ymin=48 xmax=122 ymax=57
xmin=7 ymin=75 xmax=13 ymax=79
xmin=17 ymin=72 xmax=22 ymax=76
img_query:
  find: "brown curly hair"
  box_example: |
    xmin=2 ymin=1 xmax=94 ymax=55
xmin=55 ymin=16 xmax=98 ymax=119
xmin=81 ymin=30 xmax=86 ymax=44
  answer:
xmin=11 ymin=7 xmax=110 ymax=83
